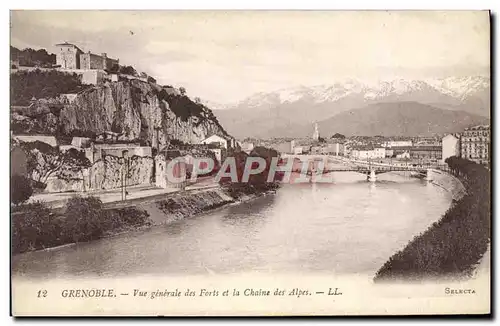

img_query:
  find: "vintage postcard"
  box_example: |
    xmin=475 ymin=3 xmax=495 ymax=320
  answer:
xmin=10 ymin=10 xmax=491 ymax=316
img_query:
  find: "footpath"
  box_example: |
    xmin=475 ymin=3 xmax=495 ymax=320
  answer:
xmin=27 ymin=176 xmax=219 ymax=209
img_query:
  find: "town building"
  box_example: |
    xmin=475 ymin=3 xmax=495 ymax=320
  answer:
xmin=200 ymin=134 xmax=229 ymax=149
xmin=382 ymin=140 xmax=413 ymax=148
xmin=396 ymin=151 xmax=410 ymax=159
xmin=441 ymin=134 xmax=460 ymax=163
xmin=392 ymin=146 xmax=442 ymax=161
xmin=271 ymin=142 xmax=293 ymax=154
xmin=85 ymin=143 xmax=152 ymax=164
xmin=350 ymin=146 xmax=386 ymax=160
xmin=460 ymin=125 xmax=490 ymax=165
xmin=13 ymin=134 xmax=58 ymax=147
xmin=325 ymin=143 xmax=344 ymax=156
xmin=155 ymin=152 xmax=187 ymax=189
xmin=312 ymin=122 xmax=320 ymax=141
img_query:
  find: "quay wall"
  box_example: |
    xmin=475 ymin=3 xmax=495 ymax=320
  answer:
xmin=427 ymin=169 xmax=466 ymax=201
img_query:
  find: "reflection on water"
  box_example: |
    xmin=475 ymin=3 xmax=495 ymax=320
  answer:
xmin=12 ymin=173 xmax=452 ymax=280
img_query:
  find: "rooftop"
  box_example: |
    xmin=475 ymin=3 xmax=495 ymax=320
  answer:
xmin=55 ymin=42 xmax=83 ymax=51
xmin=465 ymin=124 xmax=490 ymax=131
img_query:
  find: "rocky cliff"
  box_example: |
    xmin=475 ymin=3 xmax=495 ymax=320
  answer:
xmin=44 ymin=155 xmax=154 ymax=193
xmin=12 ymin=78 xmax=231 ymax=147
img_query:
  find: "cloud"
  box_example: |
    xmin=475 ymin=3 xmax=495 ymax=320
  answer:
xmin=10 ymin=10 xmax=490 ymax=103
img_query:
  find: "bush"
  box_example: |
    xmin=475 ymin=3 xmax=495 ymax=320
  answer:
xmin=63 ymin=196 xmax=107 ymax=243
xmin=106 ymin=207 xmax=151 ymax=230
xmin=11 ymin=174 xmax=33 ymax=205
xmin=11 ymin=201 xmax=62 ymax=253
xmin=219 ymin=147 xmax=282 ymax=197
xmin=119 ymin=65 xmax=137 ymax=76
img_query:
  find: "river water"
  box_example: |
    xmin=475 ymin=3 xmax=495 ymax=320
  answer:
xmin=12 ymin=172 xmax=453 ymax=280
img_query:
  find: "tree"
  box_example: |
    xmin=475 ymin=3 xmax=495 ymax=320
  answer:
xmin=63 ymin=196 xmax=106 ymax=242
xmin=11 ymin=201 xmax=56 ymax=253
xmin=194 ymin=97 xmax=201 ymax=104
xmin=11 ymin=174 xmax=33 ymax=205
xmin=107 ymin=63 xmax=120 ymax=74
xmin=119 ymin=65 xmax=137 ymax=76
xmin=147 ymin=76 xmax=157 ymax=84
xmin=331 ymin=133 xmax=346 ymax=139
xmin=179 ymin=87 xmax=187 ymax=96
xmin=21 ymin=142 xmax=91 ymax=184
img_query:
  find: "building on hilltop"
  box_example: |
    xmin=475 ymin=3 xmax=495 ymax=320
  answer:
xmin=55 ymin=42 xmax=83 ymax=69
xmin=55 ymin=42 xmax=119 ymax=71
xmin=460 ymin=124 xmax=490 ymax=165
xmin=80 ymin=51 xmax=119 ymax=71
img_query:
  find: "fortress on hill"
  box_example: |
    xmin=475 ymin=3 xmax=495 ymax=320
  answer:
xmin=55 ymin=41 xmax=119 ymax=70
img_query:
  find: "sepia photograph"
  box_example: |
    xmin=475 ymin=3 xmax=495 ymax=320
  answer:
xmin=9 ymin=10 xmax=491 ymax=316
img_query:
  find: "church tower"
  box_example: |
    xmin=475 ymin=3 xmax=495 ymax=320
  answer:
xmin=312 ymin=122 xmax=320 ymax=141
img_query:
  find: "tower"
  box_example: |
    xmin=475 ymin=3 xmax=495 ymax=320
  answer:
xmin=312 ymin=122 xmax=320 ymax=141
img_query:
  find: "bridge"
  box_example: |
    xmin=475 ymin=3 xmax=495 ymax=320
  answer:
xmin=281 ymin=154 xmax=444 ymax=182
xmin=304 ymin=164 xmax=431 ymax=182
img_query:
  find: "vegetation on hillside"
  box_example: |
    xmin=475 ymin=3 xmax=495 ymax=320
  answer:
xmin=11 ymin=69 xmax=89 ymax=106
xmin=155 ymin=86 xmax=227 ymax=135
xmin=374 ymin=157 xmax=490 ymax=281
xmin=10 ymin=46 xmax=56 ymax=67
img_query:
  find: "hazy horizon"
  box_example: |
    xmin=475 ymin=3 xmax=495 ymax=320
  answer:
xmin=11 ymin=10 xmax=490 ymax=104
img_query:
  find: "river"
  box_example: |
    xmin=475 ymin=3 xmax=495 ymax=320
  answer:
xmin=12 ymin=172 xmax=453 ymax=280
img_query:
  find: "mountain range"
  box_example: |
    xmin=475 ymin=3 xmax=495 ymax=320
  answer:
xmin=209 ymin=76 xmax=490 ymax=138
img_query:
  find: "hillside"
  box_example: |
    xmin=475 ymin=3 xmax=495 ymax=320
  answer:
xmin=316 ymin=102 xmax=490 ymax=137
xmin=11 ymin=73 xmax=231 ymax=146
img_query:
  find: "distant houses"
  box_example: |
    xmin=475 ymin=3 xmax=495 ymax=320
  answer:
xmin=441 ymin=134 xmax=460 ymax=163
xmin=459 ymin=125 xmax=490 ymax=165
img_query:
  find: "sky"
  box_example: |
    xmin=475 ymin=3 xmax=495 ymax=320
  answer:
xmin=10 ymin=10 xmax=490 ymax=104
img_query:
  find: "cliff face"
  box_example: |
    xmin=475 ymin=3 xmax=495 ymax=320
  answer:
xmin=14 ymin=79 xmax=231 ymax=146
xmin=44 ymin=155 xmax=154 ymax=193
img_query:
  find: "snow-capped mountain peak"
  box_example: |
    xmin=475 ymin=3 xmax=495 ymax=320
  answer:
xmin=230 ymin=76 xmax=490 ymax=109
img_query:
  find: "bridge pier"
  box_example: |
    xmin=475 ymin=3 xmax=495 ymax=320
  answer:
xmin=425 ymin=168 xmax=433 ymax=181
xmin=367 ymin=169 xmax=377 ymax=182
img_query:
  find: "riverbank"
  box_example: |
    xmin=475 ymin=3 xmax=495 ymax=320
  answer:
xmin=12 ymin=185 xmax=275 ymax=255
xmin=141 ymin=187 xmax=278 ymax=226
xmin=374 ymin=161 xmax=490 ymax=282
